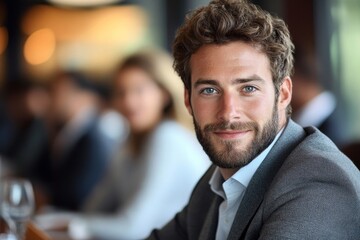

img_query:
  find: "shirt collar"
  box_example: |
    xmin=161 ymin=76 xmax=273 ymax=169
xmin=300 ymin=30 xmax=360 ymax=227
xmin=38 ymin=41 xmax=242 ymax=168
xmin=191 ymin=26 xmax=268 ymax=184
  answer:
xmin=209 ymin=167 xmax=225 ymax=198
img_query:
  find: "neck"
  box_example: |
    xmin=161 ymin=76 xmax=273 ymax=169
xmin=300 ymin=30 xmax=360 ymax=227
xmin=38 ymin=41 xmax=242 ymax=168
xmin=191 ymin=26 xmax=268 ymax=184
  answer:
xmin=219 ymin=167 xmax=239 ymax=180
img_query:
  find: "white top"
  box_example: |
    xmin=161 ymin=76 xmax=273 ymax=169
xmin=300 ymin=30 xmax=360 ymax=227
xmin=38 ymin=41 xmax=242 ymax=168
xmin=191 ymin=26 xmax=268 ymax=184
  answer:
xmin=294 ymin=91 xmax=336 ymax=128
xmin=69 ymin=120 xmax=210 ymax=240
xmin=210 ymin=129 xmax=283 ymax=240
xmin=98 ymin=110 xmax=129 ymax=147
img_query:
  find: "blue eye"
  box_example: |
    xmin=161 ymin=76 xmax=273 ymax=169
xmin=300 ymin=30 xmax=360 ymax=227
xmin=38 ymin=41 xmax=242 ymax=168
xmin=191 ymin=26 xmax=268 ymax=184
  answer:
xmin=243 ymin=86 xmax=256 ymax=93
xmin=201 ymin=88 xmax=218 ymax=95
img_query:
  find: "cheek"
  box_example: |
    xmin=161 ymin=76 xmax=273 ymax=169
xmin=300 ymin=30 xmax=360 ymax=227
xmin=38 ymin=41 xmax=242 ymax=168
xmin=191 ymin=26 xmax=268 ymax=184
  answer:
xmin=137 ymin=89 xmax=166 ymax=118
xmin=247 ymin=96 xmax=276 ymax=122
xmin=191 ymin=97 xmax=216 ymax=126
xmin=116 ymin=100 xmax=128 ymax=116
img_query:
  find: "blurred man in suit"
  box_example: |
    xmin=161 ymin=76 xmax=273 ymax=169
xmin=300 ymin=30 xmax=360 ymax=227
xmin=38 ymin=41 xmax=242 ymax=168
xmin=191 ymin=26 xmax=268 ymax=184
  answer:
xmin=36 ymin=72 xmax=112 ymax=211
xmin=291 ymin=45 xmax=346 ymax=147
xmin=0 ymin=80 xmax=49 ymax=178
xmin=147 ymin=0 xmax=360 ymax=239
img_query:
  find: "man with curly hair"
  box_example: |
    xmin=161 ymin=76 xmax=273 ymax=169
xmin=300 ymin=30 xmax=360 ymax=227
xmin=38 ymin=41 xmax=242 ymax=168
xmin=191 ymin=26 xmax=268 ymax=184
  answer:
xmin=147 ymin=0 xmax=360 ymax=239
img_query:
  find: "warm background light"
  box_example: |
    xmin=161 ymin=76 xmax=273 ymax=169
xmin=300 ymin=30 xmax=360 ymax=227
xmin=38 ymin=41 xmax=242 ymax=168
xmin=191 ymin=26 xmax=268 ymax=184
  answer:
xmin=47 ymin=0 xmax=121 ymax=7
xmin=0 ymin=27 xmax=8 ymax=55
xmin=24 ymin=28 xmax=56 ymax=65
xmin=22 ymin=4 xmax=149 ymax=78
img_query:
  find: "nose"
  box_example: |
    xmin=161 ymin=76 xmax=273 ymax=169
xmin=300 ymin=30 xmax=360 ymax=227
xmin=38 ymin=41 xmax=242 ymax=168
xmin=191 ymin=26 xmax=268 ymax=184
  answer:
xmin=217 ymin=91 xmax=241 ymax=121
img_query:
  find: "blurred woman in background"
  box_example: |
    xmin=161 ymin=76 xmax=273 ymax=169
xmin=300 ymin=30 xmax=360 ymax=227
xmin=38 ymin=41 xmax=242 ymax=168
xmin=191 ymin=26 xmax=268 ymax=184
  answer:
xmin=68 ymin=48 xmax=210 ymax=239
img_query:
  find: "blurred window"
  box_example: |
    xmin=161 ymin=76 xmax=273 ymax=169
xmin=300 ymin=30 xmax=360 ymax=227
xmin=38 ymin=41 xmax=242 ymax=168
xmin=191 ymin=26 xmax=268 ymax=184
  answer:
xmin=330 ymin=0 xmax=360 ymax=139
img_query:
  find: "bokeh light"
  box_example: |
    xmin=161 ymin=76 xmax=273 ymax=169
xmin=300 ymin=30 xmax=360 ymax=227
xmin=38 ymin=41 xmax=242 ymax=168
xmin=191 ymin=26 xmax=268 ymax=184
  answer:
xmin=24 ymin=28 xmax=56 ymax=65
xmin=0 ymin=27 xmax=8 ymax=55
xmin=22 ymin=5 xmax=148 ymax=75
xmin=47 ymin=0 xmax=121 ymax=7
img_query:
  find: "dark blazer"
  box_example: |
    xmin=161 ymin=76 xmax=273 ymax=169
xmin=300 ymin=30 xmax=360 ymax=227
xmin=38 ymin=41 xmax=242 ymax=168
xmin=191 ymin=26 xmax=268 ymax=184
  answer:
xmin=148 ymin=120 xmax=360 ymax=240
xmin=37 ymin=116 xmax=112 ymax=211
xmin=54 ymin=117 xmax=112 ymax=210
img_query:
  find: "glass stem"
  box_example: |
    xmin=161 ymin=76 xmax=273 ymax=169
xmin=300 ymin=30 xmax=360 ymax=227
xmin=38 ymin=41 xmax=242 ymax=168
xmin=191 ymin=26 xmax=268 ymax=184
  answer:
xmin=14 ymin=221 xmax=27 ymax=240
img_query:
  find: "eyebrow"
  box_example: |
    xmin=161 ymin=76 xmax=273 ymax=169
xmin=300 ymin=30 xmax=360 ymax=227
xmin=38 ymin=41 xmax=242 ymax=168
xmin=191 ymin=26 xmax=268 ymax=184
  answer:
xmin=232 ymin=75 xmax=265 ymax=84
xmin=193 ymin=74 xmax=266 ymax=88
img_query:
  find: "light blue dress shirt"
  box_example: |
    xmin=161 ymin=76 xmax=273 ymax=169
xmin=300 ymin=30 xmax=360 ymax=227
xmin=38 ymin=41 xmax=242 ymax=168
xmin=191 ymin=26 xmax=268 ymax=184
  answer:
xmin=209 ymin=129 xmax=284 ymax=240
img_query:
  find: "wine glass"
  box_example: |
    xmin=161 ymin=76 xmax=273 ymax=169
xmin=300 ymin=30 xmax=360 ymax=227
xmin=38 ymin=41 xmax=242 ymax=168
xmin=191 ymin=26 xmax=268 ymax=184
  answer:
xmin=0 ymin=179 xmax=35 ymax=240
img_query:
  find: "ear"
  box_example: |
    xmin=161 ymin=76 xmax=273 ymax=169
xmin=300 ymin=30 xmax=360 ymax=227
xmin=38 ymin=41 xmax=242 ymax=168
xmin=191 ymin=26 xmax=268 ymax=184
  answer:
xmin=278 ymin=76 xmax=292 ymax=111
xmin=184 ymin=89 xmax=193 ymax=116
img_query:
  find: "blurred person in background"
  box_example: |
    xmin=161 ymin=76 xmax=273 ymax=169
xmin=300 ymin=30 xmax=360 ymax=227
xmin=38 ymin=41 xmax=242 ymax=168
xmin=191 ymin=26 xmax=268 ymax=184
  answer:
xmin=291 ymin=45 xmax=346 ymax=147
xmin=0 ymin=79 xmax=49 ymax=178
xmin=65 ymin=49 xmax=210 ymax=240
xmin=95 ymin=82 xmax=129 ymax=153
xmin=34 ymin=71 xmax=113 ymax=211
xmin=0 ymin=93 xmax=12 ymax=154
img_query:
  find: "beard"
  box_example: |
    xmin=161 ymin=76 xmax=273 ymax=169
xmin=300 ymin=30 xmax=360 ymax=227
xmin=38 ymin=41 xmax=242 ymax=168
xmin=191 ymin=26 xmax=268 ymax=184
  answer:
xmin=193 ymin=105 xmax=279 ymax=169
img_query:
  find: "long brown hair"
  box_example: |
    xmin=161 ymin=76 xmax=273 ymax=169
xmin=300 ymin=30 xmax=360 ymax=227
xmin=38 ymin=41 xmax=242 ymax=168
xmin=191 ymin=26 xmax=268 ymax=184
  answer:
xmin=115 ymin=48 xmax=193 ymax=130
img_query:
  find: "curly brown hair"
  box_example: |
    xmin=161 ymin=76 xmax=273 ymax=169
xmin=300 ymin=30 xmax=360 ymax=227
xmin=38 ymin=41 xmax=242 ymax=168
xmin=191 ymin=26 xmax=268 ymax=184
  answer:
xmin=173 ymin=0 xmax=294 ymax=115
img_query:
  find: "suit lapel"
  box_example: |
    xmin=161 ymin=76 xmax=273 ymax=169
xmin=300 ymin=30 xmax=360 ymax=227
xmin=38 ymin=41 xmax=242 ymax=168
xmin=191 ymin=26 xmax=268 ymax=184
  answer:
xmin=199 ymin=195 xmax=222 ymax=240
xmin=227 ymin=120 xmax=306 ymax=240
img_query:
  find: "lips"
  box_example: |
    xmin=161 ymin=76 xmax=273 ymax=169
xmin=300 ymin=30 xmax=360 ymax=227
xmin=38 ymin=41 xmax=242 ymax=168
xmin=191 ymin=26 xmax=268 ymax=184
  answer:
xmin=213 ymin=130 xmax=251 ymax=140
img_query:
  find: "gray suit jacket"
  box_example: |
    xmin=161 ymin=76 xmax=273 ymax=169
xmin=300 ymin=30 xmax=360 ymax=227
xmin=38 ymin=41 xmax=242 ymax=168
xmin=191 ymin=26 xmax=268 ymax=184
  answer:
xmin=147 ymin=120 xmax=360 ymax=240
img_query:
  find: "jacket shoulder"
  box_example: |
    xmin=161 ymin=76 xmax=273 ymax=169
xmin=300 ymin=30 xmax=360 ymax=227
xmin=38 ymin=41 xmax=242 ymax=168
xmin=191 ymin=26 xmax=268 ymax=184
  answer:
xmin=258 ymin=126 xmax=360 ymax=238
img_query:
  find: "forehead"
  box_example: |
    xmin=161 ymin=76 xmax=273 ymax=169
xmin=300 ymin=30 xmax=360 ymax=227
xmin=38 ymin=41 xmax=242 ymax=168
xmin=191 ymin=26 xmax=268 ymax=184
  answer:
xmin=189 ymin=41 xmax=271 ymax=83
xmin=115 ymin=67 xmax=153 ymax=85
